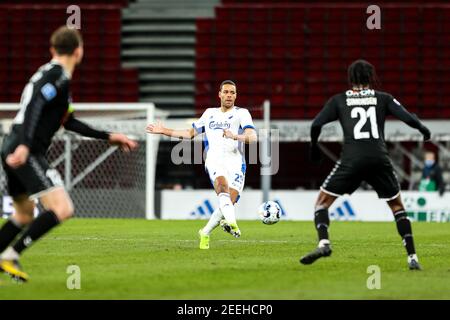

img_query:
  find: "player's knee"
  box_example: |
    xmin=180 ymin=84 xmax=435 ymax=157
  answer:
xmin=230 ymin=192 xmax=240 ymax=204
xmin=387 ymin=197 xmax=404 ymax=214
xmin=12 ymin=212 xmax=34 ymax=225
xmin=215 ymin=178 xmax=229 ymax=194
xmin=391 ymin=205 xmax=405 ymax=214
xmin=40 ymin=188 xmax=74 ymax=221
xmin=52 ymin=200 xmax=74 ymax=221
xmin=217 ymin=185 xmax=228 ymax=194
xmin=315 ymin=192 xmax=335 ymax=210
xmin=12 ymin=195 xmax=35 ymax=224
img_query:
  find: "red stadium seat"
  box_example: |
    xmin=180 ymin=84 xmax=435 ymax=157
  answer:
xmin=0 ymin=5 xmax=138 ymax=103
xmin=195 ymin=3 xmax=447 ymax=118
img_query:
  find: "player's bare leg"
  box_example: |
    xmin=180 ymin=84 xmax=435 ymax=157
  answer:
xmin=1 ymin=187 xmax=74 ymax=281
xmin=387 ymin=194 xmax=421 ymax=270
xmin=300 ymin=190 xmax=337 ymax=265
xmin=0 ymin=195 xmax=34 ymax=281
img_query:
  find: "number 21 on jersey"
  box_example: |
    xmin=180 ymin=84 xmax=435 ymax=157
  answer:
xmin=351 ymin=106 xmax=380 ymax=139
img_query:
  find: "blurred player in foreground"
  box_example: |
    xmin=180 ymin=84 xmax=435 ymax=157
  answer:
xmin=0 ymin=26 xmax=138 ymax=281
xmin=147 ymin=80 xmax=257 ymax=249
xmin=300 ymin=59 xmax=431 ymax=270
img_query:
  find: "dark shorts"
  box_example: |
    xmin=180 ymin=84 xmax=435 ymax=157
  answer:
xmin=1 ymin=135 xmax=63 ymax=200
xmin=321 ymin=157 xmax=400 ymax=200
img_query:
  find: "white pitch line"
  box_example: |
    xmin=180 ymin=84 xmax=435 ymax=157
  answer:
xmin=48 ymin=237 xmax=293 ymax=244
xmin=174 ymin=239 xmax=291 ymax=243
xmin=47 ymin=237 xmax=450 ymax=247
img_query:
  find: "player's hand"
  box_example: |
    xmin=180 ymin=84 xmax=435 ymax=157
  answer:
xmin=223 ymin=129 xmax=235 ymax=140
xmin=146 ymin=121 xmax=165 ymax=135
xmin=420 ymin=126 xmax=431 ymax=141
xmin=309 ymin=143 xmax=323 ymax=163
xmin=5 ymin=144 xmax=30 ymax=169
xmin=109 ymin=133 xmax=138 ymax=153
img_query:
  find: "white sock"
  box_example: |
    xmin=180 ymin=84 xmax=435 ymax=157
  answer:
xmin=1 ymin=246 xmax=20 ymax=261
xmin=202 ymin=208 xmax=223 ymax=235
xmin=318 ymin=239 xmax=330 ymax=248
xmin=218 ymin=193 xmax=236 ymax=225
xmin=408 ymin=254 xmax=419 ymax=263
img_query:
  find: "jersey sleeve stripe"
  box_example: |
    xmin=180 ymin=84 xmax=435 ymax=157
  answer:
xmin=192 ymin=123 xmax=205 ymax=133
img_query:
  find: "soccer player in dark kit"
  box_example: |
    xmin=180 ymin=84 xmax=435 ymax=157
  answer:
xmin=300 ymin=59 xmax=431 ymax=270
xmin=0 ymin=26 xmax=138 ymax=281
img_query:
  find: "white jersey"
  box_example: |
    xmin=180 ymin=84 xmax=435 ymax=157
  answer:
xmin=192 ymin=106 xmax=255 ymax=160
xmin=192 ymin=106 xmax=255 ymax=193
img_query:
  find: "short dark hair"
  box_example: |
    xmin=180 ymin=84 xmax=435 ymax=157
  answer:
xmin=219 ymin=80 xmax=236 ymax=91
xmin=50 ymin=26 xmax=83 ymax=55
xmin=347 ymin=59 xmax=378 ymax=87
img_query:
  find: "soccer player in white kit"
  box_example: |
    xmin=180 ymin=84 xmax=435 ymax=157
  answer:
xmin=146 ymin=80 xmax=257 ymax=249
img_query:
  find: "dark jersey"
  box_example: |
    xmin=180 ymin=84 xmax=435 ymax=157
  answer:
xmin=311 ymin=89 xmax=428 ymax=160
xmin=1 ymin=61 xmax=110 ymax=198
xmin=10 ymin=61 xmax=71 ymax=153
xmin=7 ymin=61 xmax=109 ymax=155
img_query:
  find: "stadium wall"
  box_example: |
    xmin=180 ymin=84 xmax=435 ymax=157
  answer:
xmin=161 ymin=190 xmax=450 ymax=222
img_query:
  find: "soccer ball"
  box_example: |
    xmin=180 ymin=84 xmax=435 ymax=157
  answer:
xmin=258 ymin=201 xmax=281 ymax=225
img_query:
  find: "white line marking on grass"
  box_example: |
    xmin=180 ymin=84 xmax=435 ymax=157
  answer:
xmin=50 ymin=237 xmax=148 ymax=241
xmin=51 ymin=237 xmax=447 ymax=247
xmin=172 ymin=239 xmax=291 ymax=243
xmin=218 ymin=240 xmax=290 ymax=243
xmin=49 ymin=237 xmax=293 ymax=244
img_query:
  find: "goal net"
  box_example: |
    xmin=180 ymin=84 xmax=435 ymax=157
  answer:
xmin=0 ymin=103 xmax=165 ymax=219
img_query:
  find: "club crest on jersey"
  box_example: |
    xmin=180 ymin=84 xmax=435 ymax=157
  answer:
xmin=41 ymin=83 xmax=57 ymax=101
xmin=209 ymin=121 xmax=231 ymax=130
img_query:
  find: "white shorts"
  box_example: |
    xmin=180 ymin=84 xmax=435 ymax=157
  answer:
xmin=205 ymin=155 xmax=246 ymax=193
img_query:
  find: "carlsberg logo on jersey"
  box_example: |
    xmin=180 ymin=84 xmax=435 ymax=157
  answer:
xmin=208 ymin=121 xmax=231 ymax=130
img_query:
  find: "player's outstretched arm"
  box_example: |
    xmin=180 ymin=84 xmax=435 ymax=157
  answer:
xmin=108 ymin=133 xmax=138 ymax=153
xmin=309 ymin=98 xmax=338 ymax=163
xmin=146 ymin=120 xmax=195 ymax=140
xmin=310 ymin=97 xmax=339 ymax=145
xmin=223 ymin=128 xmax=257 ymax=144
xmin=64 ymin=115 xmax=138 ymax=152
xmin=387 ymin=99 xmax=431 ymax=141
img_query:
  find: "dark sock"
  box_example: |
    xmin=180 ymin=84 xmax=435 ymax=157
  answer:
xmin=314 ymin=208 xmax=330 ymax=241
xmin=0 ymin=219 xmax=24 ymax=253
xmin=394 ymin=210 xmax=416 ymax=256
xmin=12 ymin=211 xmax=60 ymax=254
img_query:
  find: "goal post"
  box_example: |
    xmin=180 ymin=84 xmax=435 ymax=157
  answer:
xmin=0 ymin=103 xmax=165 ymax=220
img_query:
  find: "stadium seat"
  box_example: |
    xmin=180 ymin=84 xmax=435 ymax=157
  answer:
xmin=195 ymin=2 xmax=447 ymax=118
xmin=0 ymin=4 xmax=138 ymax=103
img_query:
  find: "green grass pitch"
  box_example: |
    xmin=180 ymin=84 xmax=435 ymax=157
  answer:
xmin=0 ymin=219 xmax=449 ymax=299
